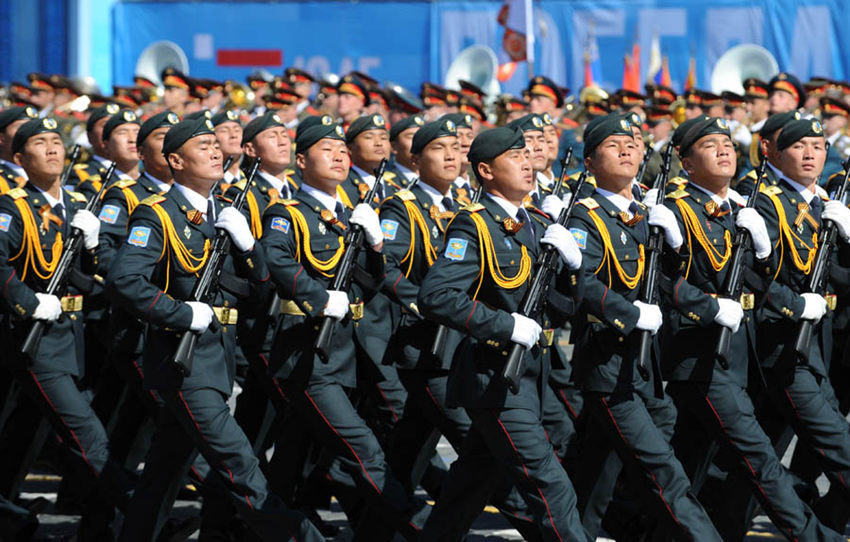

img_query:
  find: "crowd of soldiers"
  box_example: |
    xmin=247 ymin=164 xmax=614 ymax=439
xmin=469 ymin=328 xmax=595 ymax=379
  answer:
xmin=2 ymin=63 xmax=850 ymax=542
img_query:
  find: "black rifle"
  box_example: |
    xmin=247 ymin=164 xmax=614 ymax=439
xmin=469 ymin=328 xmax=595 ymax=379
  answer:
xmin=21 ymin=160 xmax=115 ymax=360
xmin=502 ymin=166 xmax=585 ymax=394
xmin=793 ymin=156 xmax=850 ymax=364
xmin=62 ymin=145 xmax=82 ymax=186
xmin=715 ymin=157 xmax=769 ymax=368
xmin=429 ymin=180 xmax=487 ymax=360
xmin=636 ymin=146 xmax=654 ymax=187
xmin=209 ymin=156 xmax=236 ymax=197
xmin=172 ymin=157 xmax=261 ymax=376
xmin=636 ymin=143 xmax=674 ymax=391
xmin=314 ymin=158 xmax=387 ymax=363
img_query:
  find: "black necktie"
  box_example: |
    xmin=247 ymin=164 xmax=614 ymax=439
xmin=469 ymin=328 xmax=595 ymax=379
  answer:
xmin=810 ymin=197 xmax=823 ymax=223
xmin=631 ymin=183 xmax=643 ymax=201
xmin=462 ymin=182 xmax=472 ymax=194
xmin=629 ymin=201 xmax=648 ymax=241
xmin=335 ymin=201 xmax=348 ymax=226
xmin=52 ymin=203 xmax=64 ymax=222
xmin=441 ymin=196 xmax=454 ymax=213
xmin=531 ymin=192 xmax=541 ymax=208
xmin=517 ymin=207 xmax=535 ymax=238
xmin=206 ymin=199 xmax=216 ymax=227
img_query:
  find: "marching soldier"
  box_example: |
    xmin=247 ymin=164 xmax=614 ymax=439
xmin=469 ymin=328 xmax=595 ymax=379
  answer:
xmin=734 ymin=111 xmax=802 ymax=197
xmin=388 ymin=114 xmax=425 ymax=186
xmin=211 ymin=109 xmax=245 ymax=184
xmin=70 ymin=103 xmax=120 ymax=197
xmin=0 ymin=106 xmax=40 ymax=194
xmin=417 ymin=126 xmax=590 ymax=541
xmin=107 ymin=117 xmax=324 ymax=542
xmin=820 ymin=97 xmax=850 ymax=181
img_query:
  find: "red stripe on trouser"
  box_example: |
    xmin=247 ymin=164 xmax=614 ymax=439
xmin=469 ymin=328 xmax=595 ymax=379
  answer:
xmin=375 ymin=384 xmax=399 ymax=422
xmin=557 ymin=389 xmax=579 ymax=419
xmin=600 ymin=397 xmax=689 ymax=539
xmin=424 ymin=385 xmax=445 ymax=416
xmin=27 ymin=371 xmax=97 ymax=475
xmin=176 ymin=391 xmax=255 ymax=511
xmin=494 ymin=416 xmax=564 ymax=542
xmin=704 ymin=396 xmax=797 ymax=541
xmin=130 ymin=359 xmax=158 ymax=402
xmin=259 ymin=354 xmax=287 ymax=401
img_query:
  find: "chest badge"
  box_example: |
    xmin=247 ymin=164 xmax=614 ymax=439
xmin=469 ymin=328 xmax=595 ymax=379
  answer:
xmin=318 ymin=221 xmax=327 ymax=235
xmin=183 ymin=225 xmax=191 ymax=239
xmin=431 ymin=224 xmax=439 ymax=238
xmin=620 ymin=231 xmax=628 ymax=245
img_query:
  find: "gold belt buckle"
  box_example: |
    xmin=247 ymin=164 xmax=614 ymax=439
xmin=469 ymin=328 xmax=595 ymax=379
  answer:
xmin=540 ymin=328 xmax=555 ymax=347
xmin=350 ymin=302 xmax=364 ymax=321
xmin=825 ymin=294 xmax=837 ymax=311
xmin=739 ymin=293 xmax=755 ymax=311
xmin=214 ymin=306 xmax=238 ymax=325
xmin=60 ymin=295 xmax=83 ymax=312
xmin=280 ymin=299 xmax=306 ymax=316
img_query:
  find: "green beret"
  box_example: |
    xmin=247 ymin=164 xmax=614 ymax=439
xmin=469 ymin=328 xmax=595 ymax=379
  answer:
xmin=138 ymin=110 xmax=180 ymax=146
xmin=296 ymin=114 xmax=335 ymax=142
xmin=440 ymin=113 xmax=473 ymax=130
xmin=296 ymin=123 xmax=346 ymax=154
xmin=162 ymin=117 xmax=216 ymax=157
xmin=0 ymin=105 xmax=39 ymax=131
xmin=86 ymin=103 xmax=120 ymax=132
xmin=184 ymin=110 xmax=212 ymax=121
xmin=507 ymin=113 xmax=545 ymax=133
xmin=242 ymin=112 xmax=286 ymax=146
xmin=761 ymin=110 xmax=802 ymax=139
xmin=619 ymin=111 xmax=643 ymax=129
xmin=468 ymin=126 xmax=525 ymax=170
xmin=678 ymin=117 xmax=732 ymax=157
xmin=671 ymin=115 xmax=708 ymax=148
xmin=582 ymin=114 xmax=634 ymax=158
xmin=211 ymin=109 xmax=242 ymax=128
xmin=389 ymin=115 xmax=425 ymax=141
xmin=345 ymin=114 xmax=387 ymax=144
xmin=777 ymin=118 xmax=824 ymax=151
xmin=12 ymin=117 xmax=61 ymax=154
xmin=541 ymin=113 xmax=555 ymax=126
xmin=410 ymin=118 xmax=458 ymax=154
xmin=102 ymin=109 xmax=140 ymax=141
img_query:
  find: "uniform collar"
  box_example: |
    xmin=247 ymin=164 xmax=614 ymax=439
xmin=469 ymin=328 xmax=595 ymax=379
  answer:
xmin=779 ymin=175 xmax=817 ymax=204
xmin=301 ymin=182 xmax=341 ymax=212
xmin=257 ymin=169 xmax=287 ymax=196
xmin=596 ymin=187 xmax=635 ymax=216
xmin=454 ymin=176 xmax=470 ymax=188
xmin=140 ymin=171 xmax=171 ymax=192
xmin=0 ymin=158 xmax=26 ymax=179
xmin=31 ymin=183 xmax=65 ymax=209
xmin=652 ymin=137 xmax=669 ymax=152
xmin=688 ymin=181 xmax=730 ymax=208
xmin=351 ymin=164 xmax=378 ymax=188
xmin=536 ymin=170 xmax=554 ymax=188
xmin=394 ymin=162 xmax=418 ymax=184
xmin=827 ymin=131 xmax=842 ymax=146
xmin=173 ymin=182 xmax=215 ymax=216
xmin=419 ymin=180 xmax=452 ymax=211
xmin=486 ymin=192 xmax=521 ymax=219
xmin=751 ymin=118 xmax=767 ymax=132
xmin=92 ymin=154 xmax=112 ymax=169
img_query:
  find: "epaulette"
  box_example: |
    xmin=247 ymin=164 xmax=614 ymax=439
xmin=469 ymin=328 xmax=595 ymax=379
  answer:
xmin=140 ymin=194 xmax=166 ymax=207
xmin=383 ymin=172 xmax=397 ymax=181
xmin=232 ymin=178 xmax=248 ymax=190
xmin=668 ymin=176 xmax=688 ymax=186
xmin=394 ymin=189 xmax=416 ymax=201
xmin=278 ymin=199 xmax=299 ymax=207
xmin=113 ymin=179 xmax=136 ymax=189
xmin=577 ymin=197 xmax=599 ymax=210
xmin=745 ymin=169 xmax=759 ymax=180
xmin=828 ymin=170 xmax=846 ymax=182
xmin=87 ymin=174 xmax=102 ymax=183
xmin=568 ymin=172 xmax=583 ymax=180
xmin=72 ymin=163 xmax=89 ymax=170
xmin=461 ymin=203 xmax=484 ymax=213
xmin=6 ymin=187 xmax=26 ymax=200
xmin=760 ymin=185 xmax=782 ymax=196
xmin=68 ymin=191 xmax=87 ymax=203
xmin=667 ymin=189 xmax=690 ymax=200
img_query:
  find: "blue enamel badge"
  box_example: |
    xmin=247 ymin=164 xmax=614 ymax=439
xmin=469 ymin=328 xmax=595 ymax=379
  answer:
xmin=98 ymin=204 xmax=120 ymax=224
xmin=445 ymin=238 xmax=469 ymax=261
xmin=0 ymin=213 xmax=10 ymax=232
xmin=127 ymin=226 xmax=151 ymax=247
xmin=381 ymin=219 xmax=399 ymax=240
xmin=570 ymin=228 xmax=587 ymax=250
xmin=270 ymin=217 xmax=290 ymax=234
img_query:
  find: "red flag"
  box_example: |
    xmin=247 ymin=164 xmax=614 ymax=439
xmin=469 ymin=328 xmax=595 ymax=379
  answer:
xmin=584 ymin=50 xmax=593 ymax=87
xmin=660 ymin=56 xmax=672 ymax=87
xmin=631 ymin=42 xmax=641 ymax=89
xmin=684 ymin=56 xmax=697 ymax=91
xmin=622 ymin=54 xmax=634 ymax=90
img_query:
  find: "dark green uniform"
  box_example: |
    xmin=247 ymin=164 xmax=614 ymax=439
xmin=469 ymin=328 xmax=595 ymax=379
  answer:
xmin=733 ymin=160 xmax=781 ymax=198
xmin=69 ymin=157 xmax=111 ymax=200
xmin=0 ymin=160 xmax=26 ymax=195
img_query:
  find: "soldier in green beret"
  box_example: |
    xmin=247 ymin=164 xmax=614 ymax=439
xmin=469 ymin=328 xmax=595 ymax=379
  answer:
xmin=388 ymin=114 xmax=425 ymax=187
xmin=440 ymin=113 xmax=477 ymax=205
xmin=0 ymin=105 xmax=40 ymax=194
xmin=212 ymin=109 xmax=245 ymax=185
xmin=69 ymin=103 xmax=120 ymax=194
xmin=733 ymin=111 xmax=803 ymax=197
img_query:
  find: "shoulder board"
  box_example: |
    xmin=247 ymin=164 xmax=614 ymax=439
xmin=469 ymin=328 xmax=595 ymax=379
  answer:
xmin=760 ymin=185 xmax=782 ymax=196
xmin=87 ymin=174 xmax=102 ymax=183
xmin=828 ymin=170 xmax=846 ymax=183
xmin=394 ymin=189 xmax=416 ymax=201
xmin=140 ymin=194 xmax=167 ymax=207
xmin=73 ymin=163 xmax=89 ymax=170
xmin=383 ymin=172 xmax=396 ymax=181
xmin=667 ymin=189 xmax=690 ymax=200
xmin=745 ymin=169 xmax=758 ymax=180
xmin=278 ymin=199 xmax=299 ymax=207
xmin=461 ymin=203 xmax=484 ymax=213
xmin=6 ymin=187 xmax=27 ymax=200
xmin=568 ymin=172 xmax=583 ymax=180
xmin=578 ymin=197 xmax=599 ymax=210
xmin=113 ymin=179 xmax=136 ymax=189
xmin=232 ymin=178 xmax=248 ymax=190
xmin=668 ymin=176 xmax=688 ymax=186
xmin=68 ymin=191 xmax=87 ymax=203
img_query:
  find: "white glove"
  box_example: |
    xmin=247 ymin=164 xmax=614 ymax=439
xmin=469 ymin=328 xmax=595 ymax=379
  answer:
xmin=735 ymin=208 xmax=771 ymax=259
xmin=33 ymin=293 xmax=62 ymax=321
xmin=823 ymin=200 xmax=850 ymax=243
xmin=633 ymin=301 xmax=663 ymax=334
xmin=648 ymin=205 xmax=683 ymax=249
xmin=350 ymin=203 xmax=383 ymax=246
xmin=800 ymin=293 xmax=827 ymax=321
xmin=510 ymin=312 xmax=542 ymax=348
xmin=541 ymin=195 xmax=565 ymax=219
xmin=714 ymin=297 xmax=744 ymax=333
xmin=186 ymin=301 xmax=214 ymax=332
xmin=215 ymin=207 xmax=254 ymax=252
xmin=323 ymin=290 xmax=350 ymax=320
xmin=70 ymin=210 xmax=100 ymax=249
xmin=561 ymin=192 xmax=572 ymax=206
xmin=642 ymin=188 xmax=660 ymax=208
xmin=541 ymin=224 xmax=582 ymax=270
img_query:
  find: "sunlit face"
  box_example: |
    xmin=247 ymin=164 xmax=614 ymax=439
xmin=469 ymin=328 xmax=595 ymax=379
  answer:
xmin=14 ymin=132 xmax=65 ymax=180
xmin=244 ymin=126 xmax=291 ymax=171
xmin=477 ymin=147 xmax=534 ymax=203
xmin=168 ymin=134 xmax=223 ymax=185
xmin=413 ymin=135 xmax=460 ymax=189
xmin=106 ymin=123 xmax=140 ymax=165
xmin=522 ymin=130 xmax=548 ymax=172
xmin=769 ymin=90 xmax=798 ymax=114
xmin=585 ymin=135 xmax=639 ymax=188
xmin=390 ymin=127 xmax=419 ymax=170
xmin=296 ymin=138 xmax=350 ymax=193
xmin=348 ymin=129 xmax=389 ymax=169
xmin=214 ymin=121 xmax=244 ymax=157
xmin=778 ymin=136 xmax=826 ymax=186
xmin=682 ymin=134 xmax=736 ymax=185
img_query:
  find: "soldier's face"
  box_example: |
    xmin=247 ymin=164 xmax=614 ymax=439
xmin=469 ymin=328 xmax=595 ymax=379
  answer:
xmin=456 ymin=127 xmax=474 ymax=164
xmin=29 ymin=89 xmax=54 ymax=109
xmin=685 ymin=105 xmax=703 ymax=120
xmin=746 ymin=97 xmax=769 ymax=122
xmin=0 ymin=119 xmax=28 ymax=156
xmin=297 ymin=139 xmax=350 ymax=188
xmin=247 ymin=126 xmax=291 ymax=171
xmin=543 ymin=126 xmax=559 ymax=163
xmin=171 ymin=134 xmax=223 ymax=184
xmin=478 ymin=148 xmax=534 ymax=202
xmin=15 ymin=133 xmax=65 ymax=179
xmin=523 ymin=131 xmax=547 ymax=172
xmin=413 ymin=136 xmax=460 ymax=188
xmin=585 ymin=135 xmax=639 ymax=186
xmin=778 ymin=136 xmax=826 ymax=185
xmin=390 ymin=127 xmax=418 ymax=169
xmin=529 ymin=95 xmax=555 ymax=115
xmin=163 ymin=87 xmax=189 ymax=109
xmin=769 ymin=90 xmax=798 ymax=114
xmin=823 ymin=114 xmax=846 ymax=136
xmin=139 ymin=127 xmax=170 ymax=172
xmin=338 ymin=93 xmax=363 ymax=118
xmin=214 ymin=122 xmax=244 ymax=156
xmin=107 ymin=124 xmax=140 ymax=164
xmin=293 ymin=82 xmax=311 ymax=100
xmin=89 ymin=117 xmax=109 ymax=154
xmin=682 ymin=134 xmax=736 ymax=184
xmin=630 ymin=126 xmax=645 ymax=154
xmin=349 ymin=130 xmax=389 ymax=168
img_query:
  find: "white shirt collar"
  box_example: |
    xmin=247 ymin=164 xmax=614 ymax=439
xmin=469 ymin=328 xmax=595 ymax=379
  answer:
xmin=174 ymin=182 xmax=215 ymax=216
xmin=352 ymin=164 xmax=376 ymax=188
xmin=596 ymin=187 xmax=636 ymax=216
xmin=780 ymin=175 xmax=817 ymax=203
xmin=688 ymin=181 xmax=729 ymax=207
xmin=652 ymin=137 xmax=669 ymax=152
xmin=827 ymin=131 xmax=842 ymax=146
xmin=536 ymin=170 xmax=554 ymax=188
xmin=0 ymin=158 xmax=27 ymax=180
xmin=92 ymin=155 xmax=113 ymax=168
xmin=141 ymin=171 xmax=171 ymax=193
xmin=486 ymin=192 xmax=521 ymax=219
xmin=301 ymin=182 xmax=342 ymax=212
xmin=419 ymin=181 xmax=452 ymax=212
xmin=454 ymin=176 xmax=470 ymax=188
xmin=32 ymin=184 xmax=64 ymax=210
xmin=751 ymin=118 xmax=767 ymax=132
xmin=395 ymin=163 xmax=418 ymax=184
xmin=258 ymin=170 xmax=288 ymax=197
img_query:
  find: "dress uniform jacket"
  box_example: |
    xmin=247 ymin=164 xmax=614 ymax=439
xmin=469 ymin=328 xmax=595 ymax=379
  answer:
xmin=733 ymin=161 xmax=781 ymax=198
xmin=0 ymin=161 xmax=25 ymax=195
xmin=70 ymin=158 xmax=111 ymax=201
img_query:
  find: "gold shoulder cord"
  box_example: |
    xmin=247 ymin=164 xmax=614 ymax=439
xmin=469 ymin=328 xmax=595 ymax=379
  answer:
xmin=400 ymin=200 xmax=438 ymax=277
xmin=468 ymin=212 xmax=531 ymax=300
xmin=9 ymin=201 xmax=62 ymax=280
xmin=245 ymin=190 xmax=263 ymax=238
xmin=336 ymin=185 xmax=354 ymax=210
xmin=285 ymin=206 xmax=344 ymax=277
xmin=149 ymin=205 xmax=210 ymax=293
xmin=121 ymin=187 xmax=141 ymax=214
xmin=766 ymin=192 xmax=817 ymax=277
xmin=675 ymin=200 xmax=732 ymax=278
xmin=586 ymin=209 xmax=645 ymax=290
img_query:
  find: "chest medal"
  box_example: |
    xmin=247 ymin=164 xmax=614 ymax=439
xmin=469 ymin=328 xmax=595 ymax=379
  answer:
xmin=183 ymin=225 xmax=191 ymax=240
xmin=620 ymin=231 xmax=628 ymax=245
xmin=318 ymin=221 xmax=327 ymax=235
